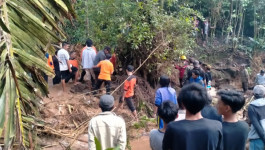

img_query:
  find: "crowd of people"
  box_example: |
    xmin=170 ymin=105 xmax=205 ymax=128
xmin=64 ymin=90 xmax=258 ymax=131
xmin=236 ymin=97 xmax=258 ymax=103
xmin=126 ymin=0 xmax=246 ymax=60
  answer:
xmin=44 ymin=38 xmax=265 ymax=150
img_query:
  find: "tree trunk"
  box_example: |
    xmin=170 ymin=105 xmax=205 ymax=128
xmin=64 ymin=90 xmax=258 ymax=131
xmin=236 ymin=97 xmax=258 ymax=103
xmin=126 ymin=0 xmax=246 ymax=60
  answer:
xmin=85 ymin=0 xmax=89 ymax=37
xmin=225 ymin=0 xmax=233 ymax=44
xmin=235 ymin=1 xmax=244 ymax=48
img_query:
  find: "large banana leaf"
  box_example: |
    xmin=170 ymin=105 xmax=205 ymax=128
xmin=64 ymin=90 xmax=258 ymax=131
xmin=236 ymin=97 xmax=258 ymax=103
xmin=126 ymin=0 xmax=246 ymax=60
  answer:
xmin=0 ymin=0 xmax=75 ymax=149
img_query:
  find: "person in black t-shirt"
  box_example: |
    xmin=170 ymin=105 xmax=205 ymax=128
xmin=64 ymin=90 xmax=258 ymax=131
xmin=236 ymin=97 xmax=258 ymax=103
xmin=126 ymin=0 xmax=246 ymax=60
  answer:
xmin=163 ymin=83 xmax=223 ymax=150
xmin=217 ymin=90 xmax=249 ymax=150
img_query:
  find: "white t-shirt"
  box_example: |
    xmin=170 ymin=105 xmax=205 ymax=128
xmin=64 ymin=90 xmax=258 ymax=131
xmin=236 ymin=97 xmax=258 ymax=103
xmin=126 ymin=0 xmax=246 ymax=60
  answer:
xmin=57 ymin=49 xmax=70 ymax=71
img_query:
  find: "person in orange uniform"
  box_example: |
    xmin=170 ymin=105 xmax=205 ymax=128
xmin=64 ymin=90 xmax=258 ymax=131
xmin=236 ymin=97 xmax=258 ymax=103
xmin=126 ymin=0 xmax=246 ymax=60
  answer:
xmin=69 ymin=51 xmax=80 ymax=81
xmin=44 ymin=53 xmax=54 ymax=82
xmin=93 ymin=53 xmax=113 ymax=95
xmin=116 ymin=65 xmax=138 ymax=121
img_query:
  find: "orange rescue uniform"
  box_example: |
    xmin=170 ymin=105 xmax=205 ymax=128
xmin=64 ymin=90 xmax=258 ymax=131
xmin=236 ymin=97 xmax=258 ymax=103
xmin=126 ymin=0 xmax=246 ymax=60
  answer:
xmin=96 ymin=60 xmax=114 ymax=81
xmin=124 ymin=75 xmax=137 ymax=98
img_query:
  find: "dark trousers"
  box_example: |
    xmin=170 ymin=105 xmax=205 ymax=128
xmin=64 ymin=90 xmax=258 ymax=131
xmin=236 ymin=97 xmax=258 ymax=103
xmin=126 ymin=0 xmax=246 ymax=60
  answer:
xmin=95 ymin=79 xmax=111 ymax=94
xmin=179 ymin=78 xmax=183 ymax=87
xmin=242 ymin=82 xmax=248 ymax=92
xmin=79 ymin=69 xmax=96 ymax=88
xmin=79 ymin=70 xmax=86 ymax=82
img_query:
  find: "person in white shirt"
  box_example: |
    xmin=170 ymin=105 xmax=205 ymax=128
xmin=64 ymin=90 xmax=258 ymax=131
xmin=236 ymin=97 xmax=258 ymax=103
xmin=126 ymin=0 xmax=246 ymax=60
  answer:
xmin=57 ymin=42 xmax=72 ymax=92
xmin=88 ymin=95 xmax=126 ymax=150
xmin=82 ymin=39 xmax=96 ymax=89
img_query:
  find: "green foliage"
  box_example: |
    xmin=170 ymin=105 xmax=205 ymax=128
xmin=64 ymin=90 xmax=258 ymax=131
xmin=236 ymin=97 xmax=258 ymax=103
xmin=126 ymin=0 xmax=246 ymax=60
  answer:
xmin=64 ymin=0 xmax=197 ymax=78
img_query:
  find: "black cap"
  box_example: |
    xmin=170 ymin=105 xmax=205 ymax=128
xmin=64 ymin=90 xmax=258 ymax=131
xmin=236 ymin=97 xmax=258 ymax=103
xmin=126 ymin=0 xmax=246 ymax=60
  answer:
xmin=127 ymin=65 xmax=134 ymax=72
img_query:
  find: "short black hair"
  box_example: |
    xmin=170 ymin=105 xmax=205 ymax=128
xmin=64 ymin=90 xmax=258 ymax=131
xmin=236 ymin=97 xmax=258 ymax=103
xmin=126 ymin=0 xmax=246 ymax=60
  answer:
xmin=127 ymin=65 xmax=134 ymax=72
xmin=217 ymin=90 xmax=245 ymax=113
xmin=100 ymin=106 xmax=114 ymax=112
xmin=62 ymin=41 xmax=70 ymax=47
xmin=104 ymin=46 xmax=111 ymax=52
xmin=159 ymin=75 xmax=170 ymax=87
xmin=178 ymin=83 xmax=208 ymax=114
xmin=192 ymin=70 xmax=200 ymax=76
xmin=105 ymin=53 xmax=111 ymax=59
xmin=158 ymin=101 xmax=178 ymax=124
xmin=86 ymin=39 xmax=93 ymax=47
xmin=261 ymin=70 xmax=265 ymax=74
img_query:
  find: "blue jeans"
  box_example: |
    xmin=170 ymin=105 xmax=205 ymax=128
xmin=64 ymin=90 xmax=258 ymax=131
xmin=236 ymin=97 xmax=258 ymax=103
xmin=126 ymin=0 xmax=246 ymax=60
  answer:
xmin=250 ymin=139 xmax=265 ymax=150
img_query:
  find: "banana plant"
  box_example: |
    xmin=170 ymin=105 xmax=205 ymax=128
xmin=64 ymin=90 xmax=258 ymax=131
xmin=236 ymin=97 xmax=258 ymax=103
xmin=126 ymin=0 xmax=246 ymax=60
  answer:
xmin=0 ymin=0 xmax=75 ymax=149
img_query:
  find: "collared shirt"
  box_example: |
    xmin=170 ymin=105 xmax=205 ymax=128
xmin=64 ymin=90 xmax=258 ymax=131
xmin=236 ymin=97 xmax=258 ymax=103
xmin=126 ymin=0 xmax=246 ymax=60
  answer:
xmin=82 ymin=47 xmax=96 ymax=69
xmin=88 ymin=112 xmax=126 ymax=150
xmin=96 ymin=60 xmax=114 ymax=81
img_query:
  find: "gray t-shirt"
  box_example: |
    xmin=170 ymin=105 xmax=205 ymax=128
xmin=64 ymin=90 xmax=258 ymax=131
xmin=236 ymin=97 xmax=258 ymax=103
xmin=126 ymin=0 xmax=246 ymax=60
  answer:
xmin=149 ymin=129 xmax=164 ymax=150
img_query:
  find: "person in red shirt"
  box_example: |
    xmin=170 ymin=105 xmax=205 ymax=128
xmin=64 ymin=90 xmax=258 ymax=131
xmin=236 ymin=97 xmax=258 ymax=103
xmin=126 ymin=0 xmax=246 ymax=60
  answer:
xmin=175 ymin=55 xmax=188 ymax=87
xmin=116 ymin=65 xmax=138 ymax=121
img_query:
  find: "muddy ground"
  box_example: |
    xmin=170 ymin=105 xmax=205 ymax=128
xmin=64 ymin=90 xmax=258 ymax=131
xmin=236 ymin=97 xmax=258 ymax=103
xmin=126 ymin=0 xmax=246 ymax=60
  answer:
xmin=38 ymin=74 xmax=251 ymax=150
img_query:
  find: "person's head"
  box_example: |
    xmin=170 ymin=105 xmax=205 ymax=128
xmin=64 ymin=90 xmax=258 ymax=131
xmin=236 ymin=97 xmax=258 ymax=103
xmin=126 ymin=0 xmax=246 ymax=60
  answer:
xmin=86 ymin=38 xmax=93 ymax=47
xmin=217 ymin=90 xmax=245 ymax=115
xmin=192 ymin=70 xmax=200 ymax=79
xmin=104 ymin=46 xmax=111 ymax=54
xmin=99 ymin=95 xmax=114 ymax=112
xmin=70 ymin=51 xmax=77 ymax=59
xmin=105 ymin=53 xmax=111 ymax=60
xmin=188 ymin=57 xmax=194 ymax=64
xmin=159 ymin=75 xmax=170 ymax=87
xmin=193 ymin=60 xmax=200 ymax=68
xmin=62 ymin=42 xmax=70 ymax=50
xmin=178 ymin=83 xmax=208 ymax=114
xmin=126 ymin=65 xmax=134 ymax=74
xmin=260 ymin=70 xmax=265 ymax=76
xmin=158 ymin=101 xmax=179 ymax=124
xmin=253 ymin=85 xmax=265 ymax=99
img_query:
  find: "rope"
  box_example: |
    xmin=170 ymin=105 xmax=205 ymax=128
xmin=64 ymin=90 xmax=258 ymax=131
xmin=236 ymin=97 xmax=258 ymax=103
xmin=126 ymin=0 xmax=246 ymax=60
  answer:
xmin=110 ymin=42 xmax=166 ymax=95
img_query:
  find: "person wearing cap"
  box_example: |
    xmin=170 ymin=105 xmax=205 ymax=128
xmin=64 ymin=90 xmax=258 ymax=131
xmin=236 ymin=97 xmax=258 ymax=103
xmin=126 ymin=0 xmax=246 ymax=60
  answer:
xmin=116 ymin=65 xmax=138 ymax=121
xmin=175 ymin=55 xmax=188 ymax=87
xmin=240 ymin=64 xmax=249 ymax=93
xmin=93 ymin=46 xmax=111 ymax=81
xmin=248 ymin=85 xmax=265 ymax=149
xmin=88 ymin=95 xmax=126 ymax=150
xmin=93 ymin=53 xmax=114 ymax=95
xmin=255 ymin=70 xmax=265 ymax=86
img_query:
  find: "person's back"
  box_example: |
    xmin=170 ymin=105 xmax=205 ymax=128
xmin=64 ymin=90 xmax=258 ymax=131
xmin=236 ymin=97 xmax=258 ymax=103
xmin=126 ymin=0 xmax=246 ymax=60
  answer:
xmin=248 ymin=85 xmax=265 ymax=149
xmin=163 ymin=83 xmax=222 ymax=150
xmin=58 ymin=48 xmax=69 ymax=71
xmin=163 ymin=118 xmax=222 ymax=150
xmin=150 ymin=101 xmax=178 ymax=150
xmin=94 ymin=50 xmax=106 ymax=65
xmin=82 ymin=47 xmax=96 ymax=69
xmin=222 ymin=121 xmax=248 ymax=150
xmin=201 ymin=105 xmax=222 ymax=122
xmin=155 ymin=87 xmax=177 ymax=105
xmin=88 ymin=95 xmax=126 ymax=150
xmin=97 ymin=60 xmax=114 ymax=81
xmin=89 ymin=112 xmax=126 ymax=150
